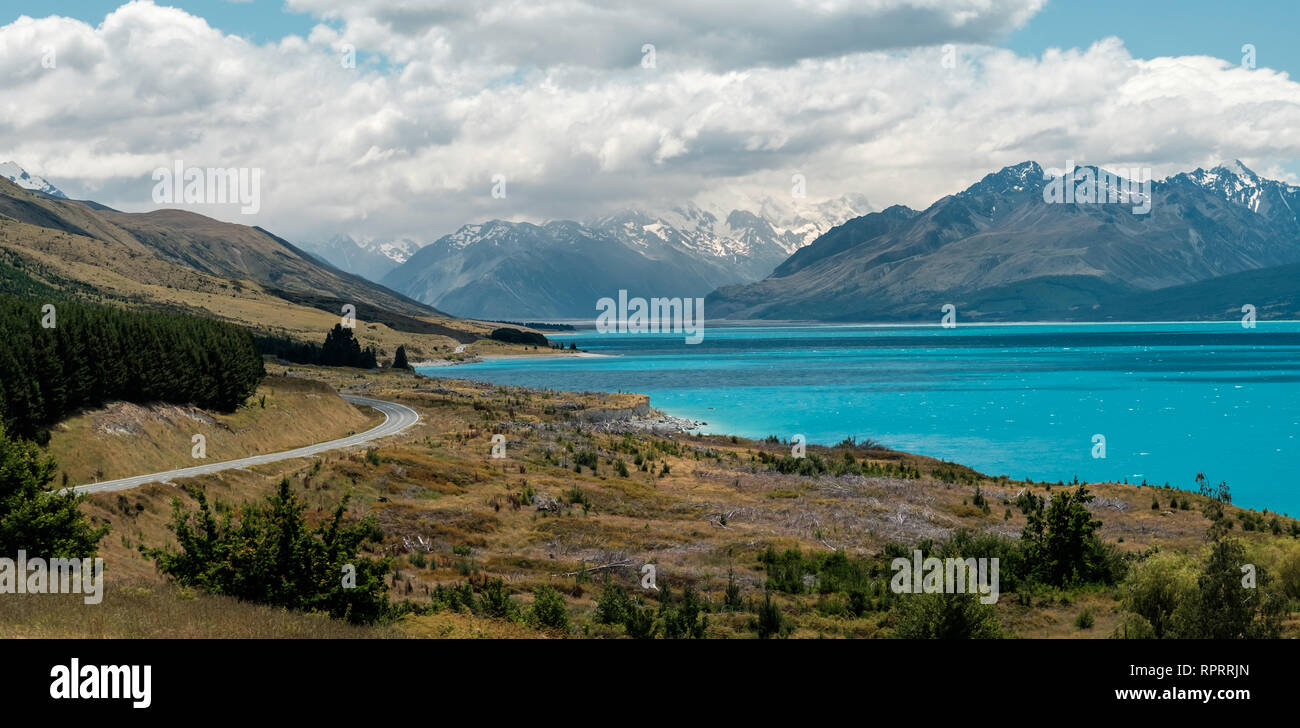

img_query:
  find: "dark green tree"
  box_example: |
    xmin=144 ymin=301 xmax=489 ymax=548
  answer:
xmin=0 ymin=422 xmax=108 ymax=557
xmin=1018 ymin=484 xmax=1122 ymax=587
xmin=755 ymin=590 xmax=789 ymax=639
xmin=657 ymin=583 xmax=708 ymax=639
xmin=594 ymin=582 xmax=632 ymax=625
xmin=145 ymin=478 xmax=391 ymax=624
xmin=528 ymin=585 xmax=570 ymax=631
xmin=0 ymin=293 xmax=264 ymax=439
xmin=1177 ymin=538 xmax=1283 ymax=639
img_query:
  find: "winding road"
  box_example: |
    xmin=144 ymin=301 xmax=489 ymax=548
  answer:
xmin=69 ymin=395 xmax=420 ymax=495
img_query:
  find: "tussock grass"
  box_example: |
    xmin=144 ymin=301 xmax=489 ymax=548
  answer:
xmin=47 ymin=375 xmax=379 ymax=484
xmin=0 ymin=582 xmax=396 ymax=638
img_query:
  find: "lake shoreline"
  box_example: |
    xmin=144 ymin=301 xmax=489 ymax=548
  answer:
xmin=410 ymin=351 xmax=613 ymax=368
xmin=415 ymin=321 xmax=1300 ymax=515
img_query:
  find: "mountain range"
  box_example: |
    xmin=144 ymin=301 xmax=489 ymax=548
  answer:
xmin=379 ymin=195 xmax=871 ymax=319
xmin=5 ymin=158 xmax=1298 ymax=328
xmin=0 ymin=172 xmax=490 ymax=359
xmin=708 ymin=161 xmax=1300 ymax=322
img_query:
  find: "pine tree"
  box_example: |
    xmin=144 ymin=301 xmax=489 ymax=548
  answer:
xmin=0 ymin=422 xmax=109 ymax=557
xmin=146 ymin=477 xmax=392 ymax=624
xmin=0 ymin=293 xmax=264 ymax=439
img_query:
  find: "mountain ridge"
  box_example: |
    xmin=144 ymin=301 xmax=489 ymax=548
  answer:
xmin=0 ymin=176 xmax=493 ymax=358
xmin=381 ymin=195 xmax=871 ymax=319
xmin=707 ymin=160 xmax=1300 ymax=322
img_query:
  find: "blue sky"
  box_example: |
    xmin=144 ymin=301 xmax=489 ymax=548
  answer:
xmin=11 ymin=1 xmax=321 ymax=42
xmin=1006 ymin=0 xmax=1300 ymax=77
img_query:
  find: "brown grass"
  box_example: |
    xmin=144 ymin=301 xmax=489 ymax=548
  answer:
xmin=0 ymin=581 xmax=396 ymax=638
xmin=47 ymin=375 xmax=380 ymax=484
xmin=9 ymin=362 xmax=1296 ymax=639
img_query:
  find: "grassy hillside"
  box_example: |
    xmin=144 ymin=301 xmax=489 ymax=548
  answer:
xmin=45 ymin=374 xmax=380 ymax=485
xmin=0 ymin=581 xmax=395 ymax=638
xmin=13 ymin=363 xmax=1296 ymax=639
xmin=0 ymin=178 xmax=512 ymax=361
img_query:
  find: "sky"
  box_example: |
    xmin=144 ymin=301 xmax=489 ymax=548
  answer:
xmin=3 ymin=0 xmax=1300 ymax=247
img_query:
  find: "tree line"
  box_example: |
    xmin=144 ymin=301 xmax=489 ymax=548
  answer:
xmin=255 ymin=324 xmax=378 ymax=369
xmin=0 ymin=294 xmax=264 ymax=441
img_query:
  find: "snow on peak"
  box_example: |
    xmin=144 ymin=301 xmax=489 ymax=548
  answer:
xmin=324 ymin=234 xmax=423 ymax=263
xmin=0 ymin=161 xmax=68 ymax=198
xmin=1179 ymin=159 xmax=1284 ymax=212
xmin=1216 ymin=159 xmax=1259 ymax=182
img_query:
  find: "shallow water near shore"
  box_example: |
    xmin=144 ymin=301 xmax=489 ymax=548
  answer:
xmin=419 ymin=322 xmax=1300 ymax=515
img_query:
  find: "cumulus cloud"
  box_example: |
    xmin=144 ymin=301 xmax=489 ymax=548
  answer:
xmin=286 ymin=0 xmax=1046 ymax=70
xmin=1 ymin=1 xmax=1299 ymax=247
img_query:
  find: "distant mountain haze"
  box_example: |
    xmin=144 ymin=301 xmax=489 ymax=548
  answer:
xmin=380 ymin=195 xmax=871 ymax=319
xmin=301 ymin=235 xmax=421 ymax=283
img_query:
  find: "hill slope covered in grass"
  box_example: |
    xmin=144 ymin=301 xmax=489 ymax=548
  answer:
xmin=0 ymin=178 xmax=503 ymax=360
xmin=11 ymin=364 xmax=1294 ymax=639
xmin=45 ymin=374 xmax=379 ymax=485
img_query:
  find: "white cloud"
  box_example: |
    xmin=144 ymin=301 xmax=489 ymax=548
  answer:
xmin=286 ymin=0 xmax=1047 ymax=70
xmin=1 ymin=1 xmax=1300 ymax=247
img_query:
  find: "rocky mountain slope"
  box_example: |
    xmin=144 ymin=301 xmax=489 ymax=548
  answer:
xmin=708 ymin=161 xmax=1300 ymax=322
xmin=382 ymin=195 xmax=870 ymax=319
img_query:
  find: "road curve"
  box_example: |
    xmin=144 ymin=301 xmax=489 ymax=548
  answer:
xmin=68 ymin=395 xmax=419 ymax=495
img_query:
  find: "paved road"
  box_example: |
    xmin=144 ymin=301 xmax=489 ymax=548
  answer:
xmin=68 ymin=395 xmax=419 ymax=495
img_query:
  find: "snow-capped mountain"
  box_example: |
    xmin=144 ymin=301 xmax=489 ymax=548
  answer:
xmin=381 ymin=195 xmax=871 ymax=319
xmin=1166 ymin=160 xmax=1300 ymax=235
xmin=590 ymin=194 xmax=871 ymax=281
xmin=373 ymin=238 xmax=421 ymax=264
xmin=300 ymin=234 xmax=423 ymax=283
xmin=0 ymin=161 xmax=68 ymax=198
xmin=709 ymin=160 xmax=1300 ymax=322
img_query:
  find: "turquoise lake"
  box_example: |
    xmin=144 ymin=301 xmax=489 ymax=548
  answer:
xmin=418 ymin=323 xmax=1300 ymax=515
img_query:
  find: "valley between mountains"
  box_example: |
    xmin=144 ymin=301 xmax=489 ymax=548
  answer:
xmin=2 ymin=160 xmax=1298 ymax=640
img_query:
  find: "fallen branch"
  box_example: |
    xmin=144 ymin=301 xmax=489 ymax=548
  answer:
xmin=560 ymin=559 xmax=633 ymax=577
xmin=707 ymin=508 xmax=742 ymax=528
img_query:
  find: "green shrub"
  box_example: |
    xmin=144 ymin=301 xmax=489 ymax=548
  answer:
xmin=891 ymin=591 xmax=1000 ymax=639
xmin=529 ymin=585 xmax=570 ymax=631
xmin=1018 ymin=485 xmax=1125 ymax=587
xmin=145 ymin=478 xmax=391 ymax=624
xmin=478 ymin=578 xmax=522 ymax=620
xmin=594 ymin=583 xmax=632 ymax=625
xmin=1075 ymin=607 xmax=1095 ymax=629
xmin=723 ymin=568 xmax=743 ymax=611
xmin=760 ymin=546 xmax=808 ymax=594
xmin=624 ymin=599 xmax=656 ymax=639
xmin=755 ymin=592 xmax=789 ymax=639
xmin=0 ymin=423 xmax=108 ymax=558
xmin=657 ymin=584 xmax=708 ymax=639
xmin=1178 ymin=538 xmax=1283 ymax=639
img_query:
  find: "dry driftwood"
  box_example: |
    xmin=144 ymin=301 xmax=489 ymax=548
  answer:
xmin=559 ymin=559 xmax=633 ymax=577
